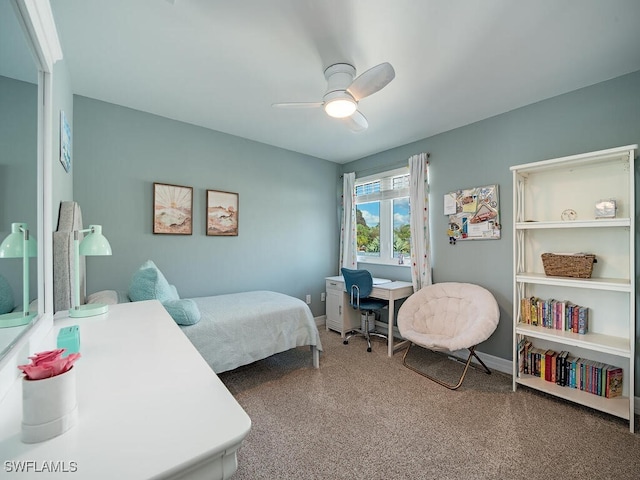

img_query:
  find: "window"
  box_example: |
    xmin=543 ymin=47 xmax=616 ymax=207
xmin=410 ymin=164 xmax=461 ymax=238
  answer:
xmin=355 ymin=167 xmax=410 ymax=266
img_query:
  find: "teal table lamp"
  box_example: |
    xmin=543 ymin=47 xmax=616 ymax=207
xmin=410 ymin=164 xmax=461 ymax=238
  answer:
xmin=70 ymin=225 xmax=112 ymax=318
xmin=0 ymin=223 xmax=37 ymax=328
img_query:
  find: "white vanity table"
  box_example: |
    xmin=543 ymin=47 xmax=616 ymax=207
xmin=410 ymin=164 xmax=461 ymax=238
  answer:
xmin=0 ymin=300 xmax=251 ymax=479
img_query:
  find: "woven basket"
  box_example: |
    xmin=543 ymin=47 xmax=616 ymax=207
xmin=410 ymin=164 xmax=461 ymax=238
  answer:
xmin=541 ymin=253 xmax=597 ymax=278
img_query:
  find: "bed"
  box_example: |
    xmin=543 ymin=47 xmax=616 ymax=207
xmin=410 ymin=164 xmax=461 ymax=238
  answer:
xmin=84 ymin=260 xmax=322 ymax=374
xmin=181 ymin=290 xmax=321 ymax=373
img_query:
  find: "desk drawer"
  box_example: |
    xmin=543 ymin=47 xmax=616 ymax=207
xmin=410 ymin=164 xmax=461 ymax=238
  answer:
xmin=325 ymin=279 xmax=343 ymax=292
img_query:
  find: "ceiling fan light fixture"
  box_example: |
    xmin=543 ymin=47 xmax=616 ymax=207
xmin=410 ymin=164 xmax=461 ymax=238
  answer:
xmin=323 ymin=91 xmax=357 ymax=118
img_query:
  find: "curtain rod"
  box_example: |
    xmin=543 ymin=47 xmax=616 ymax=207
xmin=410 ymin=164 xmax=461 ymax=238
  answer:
xmin=339 ymin=152 xmax=430 ymax=178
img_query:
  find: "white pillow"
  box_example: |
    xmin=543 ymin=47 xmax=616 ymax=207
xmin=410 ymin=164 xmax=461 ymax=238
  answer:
xmin=86 ymin=290 xmax=120 ymax=305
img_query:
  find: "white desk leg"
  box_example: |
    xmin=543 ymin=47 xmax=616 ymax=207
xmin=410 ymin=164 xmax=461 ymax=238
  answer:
xmin=387 ymin=294 xmax=409 ymax=357
xmin=387 ymin=298 xmax=394 ymax=357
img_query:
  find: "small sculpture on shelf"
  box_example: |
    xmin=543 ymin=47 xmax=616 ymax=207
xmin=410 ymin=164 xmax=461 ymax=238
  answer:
xmin=561 ymin=208 xmax=577 ymax=221
xmin=595 ymin=199 xmax=616 ymax=219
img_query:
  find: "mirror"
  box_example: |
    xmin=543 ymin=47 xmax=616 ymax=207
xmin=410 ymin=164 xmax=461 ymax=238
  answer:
xmin=0 ymin=1 xmax=40 ymax=358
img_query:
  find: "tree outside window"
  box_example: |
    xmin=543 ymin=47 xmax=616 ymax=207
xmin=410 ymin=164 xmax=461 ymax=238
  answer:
xmin=355 ymin=168 xmax=411 ymax=266
xmin=356 ymin=202 xmax=380 ymax=256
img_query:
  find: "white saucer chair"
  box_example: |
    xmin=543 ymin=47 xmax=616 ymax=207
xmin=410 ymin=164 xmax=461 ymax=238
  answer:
xmin=397 ymin=282 xmax=500 ymax=390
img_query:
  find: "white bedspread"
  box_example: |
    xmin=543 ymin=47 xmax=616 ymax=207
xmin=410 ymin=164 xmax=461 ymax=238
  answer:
xmin=180 ymin=291 xmax=323 ymax=373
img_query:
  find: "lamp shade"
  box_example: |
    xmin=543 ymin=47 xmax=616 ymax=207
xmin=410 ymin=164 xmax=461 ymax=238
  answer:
xmin=79 ymin=225 xmax=112 ymax=256
xmin=70 ymin=224 xmax=112 ymax=318
xmin=0 ymin=223 xmax=37 ymax=258
xmin=323 ymin=91 xmax=357 ymax=118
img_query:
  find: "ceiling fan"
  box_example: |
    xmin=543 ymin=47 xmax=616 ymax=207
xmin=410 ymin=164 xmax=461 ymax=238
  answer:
xmin=272 ymin=62 xmax=395 ymax=132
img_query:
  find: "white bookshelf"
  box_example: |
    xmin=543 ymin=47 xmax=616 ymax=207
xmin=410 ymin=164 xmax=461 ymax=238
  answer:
xmin=511 ymin=144 xmax=636 ymax=432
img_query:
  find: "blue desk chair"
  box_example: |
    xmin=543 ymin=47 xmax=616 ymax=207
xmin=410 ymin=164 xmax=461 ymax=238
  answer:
xmin=341 ymin=268 xmax=388 ymax=352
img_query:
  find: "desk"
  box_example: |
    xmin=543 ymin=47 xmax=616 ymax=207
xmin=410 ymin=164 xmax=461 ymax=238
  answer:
xmin=0 ymin=300 xmax=251 ymax=479
xmin=325 ymin=276 xmax=414 ymax=357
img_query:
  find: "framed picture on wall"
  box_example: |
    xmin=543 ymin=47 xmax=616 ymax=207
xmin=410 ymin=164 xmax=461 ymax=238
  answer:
xmin=206 ymin=190 xmax=238 ymax=236
xmin=59 ymin=110 xmax=71 ymax=173
xmin=153 ymin=182 xmax=193 ymax=235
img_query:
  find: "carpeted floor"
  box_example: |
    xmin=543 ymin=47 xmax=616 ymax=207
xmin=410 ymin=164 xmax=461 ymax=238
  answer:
xmin=219 ymin=328 xmax=640 ymax=480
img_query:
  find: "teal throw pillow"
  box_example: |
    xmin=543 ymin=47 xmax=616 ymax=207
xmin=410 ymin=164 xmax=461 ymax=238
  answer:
xmin=128 ymin=260 xmax=179 ymax=303
xmin=0 ymin=274 xmax=14 ymax=314
xmin=162 ymin=299 xmax=201 ymax=326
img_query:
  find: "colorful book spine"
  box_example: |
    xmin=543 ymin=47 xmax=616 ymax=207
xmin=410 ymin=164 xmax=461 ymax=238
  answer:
xmin=523 ymin=297 xmax=589 ymax=335
xmin=606 ymin=367 xmax=623 ymax=398
xmin=578 ymin=307 xmax=588 ymax=334
xmin=520 ymin=338 xmax=623 ymax=398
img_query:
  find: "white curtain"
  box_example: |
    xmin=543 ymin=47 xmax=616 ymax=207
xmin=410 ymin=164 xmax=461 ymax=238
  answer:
xmin=409 ymin=153 xmax=431 ymax=290
xmin=339 ymin=172 xmax=357 ymax=270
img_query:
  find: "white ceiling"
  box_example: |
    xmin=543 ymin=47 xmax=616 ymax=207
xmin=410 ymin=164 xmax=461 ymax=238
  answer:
xmin=48 ymin=0 xmax=640 ymax=164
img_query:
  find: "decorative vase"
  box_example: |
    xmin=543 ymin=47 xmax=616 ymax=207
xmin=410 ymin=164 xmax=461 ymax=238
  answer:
xmin=21 ymin=367 xmax=78 ymax=443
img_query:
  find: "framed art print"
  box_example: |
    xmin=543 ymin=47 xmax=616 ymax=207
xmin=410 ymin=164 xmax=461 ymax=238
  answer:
xmin=153 ymin=182 xmax=193 ymax=235
xmin=206 ymin=190 xmax=238 ymax=236
xmin=60 ymin=110 xmax=71 ymax=173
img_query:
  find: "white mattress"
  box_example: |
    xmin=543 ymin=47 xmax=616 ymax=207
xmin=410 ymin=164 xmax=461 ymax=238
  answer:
xmin=180 ymin=290 xmax=322 ymax=373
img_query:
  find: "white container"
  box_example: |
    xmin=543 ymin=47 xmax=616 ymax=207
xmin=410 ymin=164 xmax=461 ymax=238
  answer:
xmin=21 ymin=367 xmax=78 ymax=443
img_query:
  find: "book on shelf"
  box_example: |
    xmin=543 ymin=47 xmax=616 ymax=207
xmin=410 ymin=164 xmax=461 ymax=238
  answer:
xmin=565 ymin=302 xmax=575 ymax=331
xmin=531 ymin=298 xmax=539 ymax=326
xmin=606 ymin=366 xmax=623 ymax=398
xmin=578 ymin=306 xmax=589 ymax=334
xmin=572 ymin=305 xmax=579 ymax=333
xmin=529 ymin=347 xmax=545 ymax=377
xmin=555 ymin=351 xmax=569 ymax=386
xmin=556 ymin=300 xmax=567 ymax=331
xmin=565 ymin=356 xmax=578 ymax=389
xmin=517 ymin=338 xmax=532 ymax=375
xmin=519 ymin=337 xmax=624 ymax=398
xmin=551 ymin=351 xmax=558 ymax=383
xmin=544 ymin=350 xmax=554 ymax=382
xmin=520 ymin=297 xmax=533 ymax=325
xmin=543 ymin=299 xmax=551 ymax=328
xmin=519 ymin=297 xmax=588 ymax=335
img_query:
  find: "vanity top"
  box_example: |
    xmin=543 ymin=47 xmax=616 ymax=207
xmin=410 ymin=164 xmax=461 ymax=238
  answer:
xmin=0 ymin=300 xmax=251 ymax=479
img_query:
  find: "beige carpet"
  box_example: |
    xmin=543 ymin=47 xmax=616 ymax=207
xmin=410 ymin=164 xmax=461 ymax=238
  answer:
xmin=219 ymin=328 xmax=640 ymax=480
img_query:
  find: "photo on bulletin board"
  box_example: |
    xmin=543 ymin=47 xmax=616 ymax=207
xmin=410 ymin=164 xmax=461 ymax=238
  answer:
xmin=445 ymin=184 xmax=500 ymax=242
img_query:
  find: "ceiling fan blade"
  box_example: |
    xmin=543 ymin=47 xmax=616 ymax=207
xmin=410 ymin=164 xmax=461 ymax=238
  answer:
xmin=347 ymin=62 xmax=395 ymax=101
xmin=272 ymin=102 xmax=323 ymax=109
xmin=343 ymin=110 xmax=368 ymax=132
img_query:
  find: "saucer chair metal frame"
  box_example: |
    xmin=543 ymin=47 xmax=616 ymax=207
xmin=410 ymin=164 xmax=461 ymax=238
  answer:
xmin=398 ymin=282 xmax=500 ymax=390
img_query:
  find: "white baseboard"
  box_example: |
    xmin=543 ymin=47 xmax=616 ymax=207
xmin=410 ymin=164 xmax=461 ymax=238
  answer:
xmin=470 ymin=349 xmax=512 ymax=375
xmin=315 ymin=315 xmax=326 ymax=328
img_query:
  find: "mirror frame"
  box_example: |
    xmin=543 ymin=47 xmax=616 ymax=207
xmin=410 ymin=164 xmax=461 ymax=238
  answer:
xmin=0 ymin=0 xmax=62 ymax=399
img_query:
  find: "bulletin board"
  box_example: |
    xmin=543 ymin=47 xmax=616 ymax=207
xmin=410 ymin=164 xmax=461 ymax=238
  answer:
xmin=444 ymin=184 xmax=501 ymax=243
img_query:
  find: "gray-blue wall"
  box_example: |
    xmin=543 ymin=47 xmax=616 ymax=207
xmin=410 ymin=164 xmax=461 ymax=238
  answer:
xmin=52 ymin=58 xmax=75 ymax=222
xmin=0 ymin=76 xmax=38 ymax=304
xmin=72 ymin=97 xmax=340 ymax=316
xmin=343 ymin=70 xmax=640 ymax=365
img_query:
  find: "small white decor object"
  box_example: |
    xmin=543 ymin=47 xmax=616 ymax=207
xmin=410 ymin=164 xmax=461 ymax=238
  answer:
xmin=595 ymin=199 xmax=616 ymax=219
xmin=561 ymin=208 xmax=577 ymax=221
xmin=18 ymin=348 xmax=80 ymax=443
xmin=21 ymin=367 xmax=78 ymax=443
